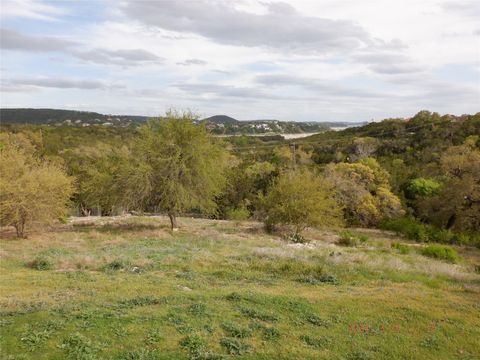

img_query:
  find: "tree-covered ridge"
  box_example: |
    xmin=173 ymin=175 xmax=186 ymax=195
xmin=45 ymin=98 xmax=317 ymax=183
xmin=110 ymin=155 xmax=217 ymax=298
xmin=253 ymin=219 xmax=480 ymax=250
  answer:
xmin=0 ymin=110 xmax=478 ymax=245
xmin=0 ymin=108 xmax=356 ymax=135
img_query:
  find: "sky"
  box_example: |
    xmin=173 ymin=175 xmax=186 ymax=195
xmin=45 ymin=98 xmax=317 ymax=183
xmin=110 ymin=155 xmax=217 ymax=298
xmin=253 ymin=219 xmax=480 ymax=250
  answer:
xmin=0 ymin=0 xmax=479 ymax=122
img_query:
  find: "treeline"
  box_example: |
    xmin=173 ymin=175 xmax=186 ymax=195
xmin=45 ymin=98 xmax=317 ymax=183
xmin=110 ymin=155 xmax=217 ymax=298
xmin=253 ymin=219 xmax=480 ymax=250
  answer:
xmin=0 ymin=110 xmax=478 ymax=246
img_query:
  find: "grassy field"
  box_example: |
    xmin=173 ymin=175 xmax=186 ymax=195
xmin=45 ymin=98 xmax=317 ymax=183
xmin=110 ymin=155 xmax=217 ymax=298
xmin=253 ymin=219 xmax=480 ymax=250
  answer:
xmin=1 ymin=216 xmax=479 ymax=360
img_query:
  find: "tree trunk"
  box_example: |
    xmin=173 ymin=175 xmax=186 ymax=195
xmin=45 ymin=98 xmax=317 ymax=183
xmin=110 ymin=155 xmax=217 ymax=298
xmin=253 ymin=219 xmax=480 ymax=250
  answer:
xmin=14 ymin=221 xmax=26 ymax=238
xmin=168 ymin=213 xmax=179 ymax=231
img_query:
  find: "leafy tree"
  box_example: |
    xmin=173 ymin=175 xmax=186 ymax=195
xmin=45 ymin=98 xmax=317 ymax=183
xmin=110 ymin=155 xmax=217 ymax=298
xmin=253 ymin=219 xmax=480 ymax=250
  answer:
xmin=132 ymin=110 xmax=228 ymax=230
xmin=0 ymin=137 xmax=74 ymax=237
xmin=407 ymin=178 xmax=441 ymax=198
xmin=61 ymin=143 xmax=132 ymax=215
xmin=324 ymin=158 xmax=403 ymax=226
xmin=419 ymin=137 xmax=480 ymax=231
xmin=259 ymin=169 xmax=343 ymax=236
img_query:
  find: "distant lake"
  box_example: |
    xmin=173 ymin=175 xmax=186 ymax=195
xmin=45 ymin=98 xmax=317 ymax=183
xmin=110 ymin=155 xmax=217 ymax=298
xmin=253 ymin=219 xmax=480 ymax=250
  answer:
xmin=215 ymin=127 xmax=349 ymax=139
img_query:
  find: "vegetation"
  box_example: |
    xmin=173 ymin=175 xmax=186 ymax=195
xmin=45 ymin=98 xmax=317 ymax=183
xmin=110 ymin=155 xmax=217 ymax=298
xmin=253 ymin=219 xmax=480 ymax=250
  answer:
xmin=259 ymin=169 xmax=342 ymax=236
xmin=0 ymin=133 xmax=74 ymax=237
xmin=420 ymin=245 xmax=460 ymax=263
xmin=0 ymin=216 xmax=479 ymax=359
xmin=1 ymin=109 xmax=479 ymax=357
xmin=132 ymin=110 xmax=228 ymax=230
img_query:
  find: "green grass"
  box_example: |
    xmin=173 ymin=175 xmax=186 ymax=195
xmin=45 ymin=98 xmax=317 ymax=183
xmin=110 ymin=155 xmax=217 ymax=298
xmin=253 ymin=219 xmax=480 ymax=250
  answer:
xmin=0 ymin=216 xmax=479 ymax=359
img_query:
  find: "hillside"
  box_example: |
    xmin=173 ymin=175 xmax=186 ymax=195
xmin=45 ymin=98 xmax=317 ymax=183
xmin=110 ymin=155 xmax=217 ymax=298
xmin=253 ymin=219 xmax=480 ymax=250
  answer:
xmin=0 ymin=108 xmax=354 ymax=135
xmin=0 ymin=215 xmax=479 ymax=359
xmin=0 ymin=108 xmax=147 ymax=127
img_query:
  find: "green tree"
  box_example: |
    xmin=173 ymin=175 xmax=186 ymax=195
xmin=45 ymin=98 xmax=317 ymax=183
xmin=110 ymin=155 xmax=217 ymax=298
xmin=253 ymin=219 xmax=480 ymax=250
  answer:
xmin=419 ymin=137 xmax=480 ymax=231
xmin=0 ymin=137 xmax=74 ymax=237
xmin=61 ymin=143 xmax=133 ymax=216
xmin=133 ymin=110 xmax=228 ymax=230
xmin=259 ymin=169 xmax=343 ymax=236
xmin=324 ymin=158 xmax=403 ymax=226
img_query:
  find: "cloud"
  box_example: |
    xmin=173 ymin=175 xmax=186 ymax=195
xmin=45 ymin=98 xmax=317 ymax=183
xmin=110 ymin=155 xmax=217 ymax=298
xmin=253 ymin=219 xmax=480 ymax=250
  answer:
xmin=0 ymin=28 xmax=76 ymax=52
xmin=256 ymin=74 xmax=385 ymax=98
xmin=72 ymin=48 xmax=164 ymax=66
xmin=175 ymin=83 xmax=281 ymax=100
xmin=123 ymin=0 xmax=372 ymax=53
xmin=353 ymin=52 xmax=423 ymax=74
xmin=3 ymin=77 xmax=122 ymax=90
xmin=443 ymin=1 xmax=480 ymax=18
xmin=1 ymin=28 xmax=163 ymax=66
xmin=177 ymin=59 xmax=208 ymax=66
xmin=0 ymin=0 xmax=66 ymax=21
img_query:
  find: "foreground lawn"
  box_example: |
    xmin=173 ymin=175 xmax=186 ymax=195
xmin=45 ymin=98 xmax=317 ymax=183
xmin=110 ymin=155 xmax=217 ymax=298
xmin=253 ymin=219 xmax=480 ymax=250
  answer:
xmin=0 ymin=216 xmax=479 ymax=360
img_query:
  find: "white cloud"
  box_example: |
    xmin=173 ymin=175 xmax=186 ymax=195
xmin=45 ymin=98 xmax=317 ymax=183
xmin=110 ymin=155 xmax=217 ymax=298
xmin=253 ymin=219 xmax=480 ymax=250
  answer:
xmin=1 ymin=0 xmax=67 ymax=21
xmin=0 ymin=0 xmax=479 ymax=121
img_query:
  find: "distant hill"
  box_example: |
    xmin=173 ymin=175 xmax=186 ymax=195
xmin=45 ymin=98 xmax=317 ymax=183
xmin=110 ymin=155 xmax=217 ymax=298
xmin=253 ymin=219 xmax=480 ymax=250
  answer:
xmin=0 ymin=108 xmax=148 ymax=127
xmin=0 ymin=108 xmax=363 ymax=134
xmin=202 ymin=115 xmax=238 ymax=124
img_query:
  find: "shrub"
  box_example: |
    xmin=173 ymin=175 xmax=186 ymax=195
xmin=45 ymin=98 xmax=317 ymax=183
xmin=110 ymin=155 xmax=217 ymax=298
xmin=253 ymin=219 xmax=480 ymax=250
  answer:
xmin=380 ymin=218 xmax=428 ymax=242
xmin=260 ymin=169 xmax=343 ymax=236
xmin=421 ymin=245 xmax=460 ymax=263
xmin=27 ymin=257 xmax=53 ymax=271
xmin=226 ymin=207 xmax=250 ymax=221
xmin=284 ymin=232 xmax=307 ymax=243
xmin=392 ymin=242 xmax=410 ymax=254
xmin=103 ymin=259 xmax=130 ymax=272
xmin=337 ymin=230 xmax=368 ymax=246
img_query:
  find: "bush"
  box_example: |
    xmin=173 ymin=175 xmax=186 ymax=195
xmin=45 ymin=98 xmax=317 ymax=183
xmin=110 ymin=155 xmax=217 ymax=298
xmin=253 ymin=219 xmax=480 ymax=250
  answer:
xmin=103 ymin=259 xmax=130 ymax=272
xmin=226 ymin=207 xmax=250 ymax=221
xmin=260 ymin=169 xmax=343 ymax=236
xmin=284 ymin=232 xmax=307 ymax=243
xmin=392 ymin=242 xmax=410 ymax=254
xmin=27 ymin=257 xmax=53 ymax=271
xmin=380 ymin=217 xmax=479 ymax=247
xmin=337 ymin=230 xmax=368 ymax=246
xmin=421 ymin=245 xmax=460 ymax=263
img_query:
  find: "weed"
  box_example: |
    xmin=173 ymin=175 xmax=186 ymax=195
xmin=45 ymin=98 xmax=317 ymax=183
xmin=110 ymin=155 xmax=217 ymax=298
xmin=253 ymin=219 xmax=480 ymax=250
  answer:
xmin=27 ymin=257 xmax=53 ymax=271
xmin=306 ymin=314 xmax=330 ymax=327
xmin=225 ymin=292 xmax=242 ymax=302
xmin=238 ymin=306 xmax=279 ymax=322
xmin=284 ymin=233 xmax=308 ymax=243
xmin=188 ymin=303 xmax=207 ymax=316
xmin=421 ymin=245 xmax=460 ymax=263
xmin=296 ymin=273 xmax=339 ymax=285
xmin=300 ymin=335 xmax=331 ymax=348
xmin=20 ymin=328 xmax=50 ymax=351
xmin=263 ymin=327 xmax=280 ymax=341
xmin=117 ymin=296 xmax=161 ymax=309
xmin=420 ymin=335 xmax=439 ymax=349
xmin=103 ymin=259 xmax=130 ymax=272
xmin=392 ymin=241 xmax=410 ymax=254
xmin=60 ymin=333 xmax=97 ymax=360
xmin=337 ymin=231 xmax=360 ymax=246
xmin=348 ymin=350 xmax=373 ymax=360
xmin=221 ymin=322 xmax=252 ymax=338
xmin=180 ymin=334 xmax=207 ymax=359
xmin=114 ymin=348 xmax=161 ymax=360
xmin=219 ymin=337 xmax=252 ymax=355
xmin=144 ymin=329 xmax=163 ymax=345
